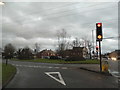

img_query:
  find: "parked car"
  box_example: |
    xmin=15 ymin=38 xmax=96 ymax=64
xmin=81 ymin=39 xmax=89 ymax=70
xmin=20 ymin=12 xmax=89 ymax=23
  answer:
xmin=50 ymin=56 xmax=62 ymax=60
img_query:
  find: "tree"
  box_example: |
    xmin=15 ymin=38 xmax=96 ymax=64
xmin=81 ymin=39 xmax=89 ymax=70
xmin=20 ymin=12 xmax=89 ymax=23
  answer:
xmin=87 ymin=40 xmax=92 ymax=59
xmin=82 ymin=37 xmax=93 ymax=59
xmin=56 ymin=29 xmax=69 ymax=57
xmin=17 ymin=47 xmax=33 ymax=60
xmin=17 ymin=48 xmax=22 ymax=59
xmin=57 ymin=29 xmax=67 ymax=51
xmin=4 ymin=43 xmax=16 ymax=59
xmin=70 ymin=37 xmax=83 ymax=48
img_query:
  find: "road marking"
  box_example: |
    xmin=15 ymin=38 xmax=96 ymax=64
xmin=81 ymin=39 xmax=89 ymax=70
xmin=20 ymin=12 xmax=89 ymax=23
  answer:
xmin=28 ymin=66 xmax=33 ymax=68
xmin=15 ymin=64 xmax=22 ymax=67
xmin=54 ymin=67 xmax=59 ymax=69
xmin=12 ymin=64 xmax=15 ymax=66
xmin=45 ymin=72 xmax=66 ymax=86
xmin=48 ymin=67 xmax=53 ymax=68
xmin=11 ymin=64 xmax=68 ymax=70
xmin=61 ymin=67 xmax=67 ymax=69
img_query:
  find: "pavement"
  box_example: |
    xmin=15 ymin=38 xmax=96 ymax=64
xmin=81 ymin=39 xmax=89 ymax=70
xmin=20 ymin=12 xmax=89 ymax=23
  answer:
xmin=78 ymin=64 xmax=112 ymax=76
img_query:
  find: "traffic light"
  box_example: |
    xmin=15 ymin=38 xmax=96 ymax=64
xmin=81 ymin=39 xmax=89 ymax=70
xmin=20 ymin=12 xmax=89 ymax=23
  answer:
xmin=96 ymin=23 xmax=103 ymax=41
xmin=96 ymin=46 xmax=99 ymax=52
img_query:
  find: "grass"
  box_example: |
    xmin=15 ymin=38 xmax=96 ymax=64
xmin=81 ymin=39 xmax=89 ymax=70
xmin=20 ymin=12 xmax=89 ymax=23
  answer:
xmin=2 ymin=63 xmax=16 ymax=85
xmin=0 ymin=63 xmax=2 ymax=87
xmin=12 ymin=58 xmax=100 ymax=64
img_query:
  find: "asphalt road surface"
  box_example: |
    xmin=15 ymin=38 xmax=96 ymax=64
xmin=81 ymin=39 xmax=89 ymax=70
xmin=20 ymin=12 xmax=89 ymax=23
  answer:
xmin=4 ymin=60 xmax=118 ymax=88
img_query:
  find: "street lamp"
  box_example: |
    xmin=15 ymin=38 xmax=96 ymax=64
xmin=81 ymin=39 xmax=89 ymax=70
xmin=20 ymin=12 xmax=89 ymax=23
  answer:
xmin=92 ymin=30 xmax=94 ymax=52
xmin=92 ymin=29 xmax=99 ymax=60
xmin=92 ymin=29 xmax=96 ymax=58
xmin=0 ymin=2 xmax=5 ymax=5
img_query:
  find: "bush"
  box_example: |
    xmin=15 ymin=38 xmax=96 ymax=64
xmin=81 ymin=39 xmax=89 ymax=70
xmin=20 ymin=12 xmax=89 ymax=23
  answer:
xmin=17 ymin=47 xmax=34 ymax=60
xmin=65 ymin=56 xmax=85 ymax=61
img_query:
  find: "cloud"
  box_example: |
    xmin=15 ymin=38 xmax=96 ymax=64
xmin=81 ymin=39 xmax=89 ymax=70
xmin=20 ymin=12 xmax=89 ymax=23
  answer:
xmin=3 ymin=0 xmax=120 ymax=2
xmin=2 ymin=2 xmax=118 ymax=53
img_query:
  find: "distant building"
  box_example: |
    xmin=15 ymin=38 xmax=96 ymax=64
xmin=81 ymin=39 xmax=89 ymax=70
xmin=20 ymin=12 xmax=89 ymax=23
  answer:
xmin=62 ymin=47 xmax=88 ymax=58
xmin=37 ymin=49 xmax=56 ymax=59
xmin=109 ymin=50 xmax=120 ymax=60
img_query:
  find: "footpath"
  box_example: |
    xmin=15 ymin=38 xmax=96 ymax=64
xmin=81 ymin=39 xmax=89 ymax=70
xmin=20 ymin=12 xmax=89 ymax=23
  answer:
xmin=78 ymin=64 xmax=112 ymax=76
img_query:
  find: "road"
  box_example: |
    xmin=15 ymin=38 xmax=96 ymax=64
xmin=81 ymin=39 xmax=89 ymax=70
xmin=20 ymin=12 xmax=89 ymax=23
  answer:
xmin=4 ymin=60 xmax=118 ymax=88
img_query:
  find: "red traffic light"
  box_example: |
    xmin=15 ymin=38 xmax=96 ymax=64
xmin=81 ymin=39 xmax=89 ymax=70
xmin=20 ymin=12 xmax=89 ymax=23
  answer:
xmin=96 ymin=46 xmax=99 ymax=52
xmin=96 ymin=46 xmax=99 ymax=48
xmin=97 ymin=23 xmax=102 ymax=27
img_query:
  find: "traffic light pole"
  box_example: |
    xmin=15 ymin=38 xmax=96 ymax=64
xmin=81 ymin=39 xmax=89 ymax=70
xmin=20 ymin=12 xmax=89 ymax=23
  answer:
xmin=98 ymin=40 xmax=102 ymax=72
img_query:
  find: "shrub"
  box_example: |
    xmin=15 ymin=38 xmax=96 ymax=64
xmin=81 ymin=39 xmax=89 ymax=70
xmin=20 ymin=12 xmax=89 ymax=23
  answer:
xmin=65 ymin=56 xmax=85 ymax=61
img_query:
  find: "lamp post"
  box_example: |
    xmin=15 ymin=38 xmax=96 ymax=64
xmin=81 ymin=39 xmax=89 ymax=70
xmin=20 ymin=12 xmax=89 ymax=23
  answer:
xmin=0 ymin=2 xmax=5 ymax=5
xmin=92 ymin=30 xmax=94 ymax=52
xmin=92 ymin=29 xmax=96 ymax=59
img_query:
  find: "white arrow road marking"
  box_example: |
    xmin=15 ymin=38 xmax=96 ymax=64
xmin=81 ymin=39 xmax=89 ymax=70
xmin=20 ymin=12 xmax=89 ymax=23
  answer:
xmin=45 ymin=72 xmax=66 ymax=86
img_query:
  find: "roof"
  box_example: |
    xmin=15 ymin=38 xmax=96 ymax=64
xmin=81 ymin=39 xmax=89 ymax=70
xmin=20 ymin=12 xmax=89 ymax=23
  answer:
xmin=39 ymin=49 xmax=55 ymax=54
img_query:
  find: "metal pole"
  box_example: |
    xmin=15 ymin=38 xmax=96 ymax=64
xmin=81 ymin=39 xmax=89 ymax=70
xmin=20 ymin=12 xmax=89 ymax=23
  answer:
xmin=6 ymin=59 xmax=8 ymax=65
xmin=92 ymin=30 xmax=94 ymax=52
xmin=99 ymin=40 xmax=102 ymax=72
xmin=92 ymin=30 xmax=94 ymax=59
xmin=96 ymin=29 xmax=98 ymax=59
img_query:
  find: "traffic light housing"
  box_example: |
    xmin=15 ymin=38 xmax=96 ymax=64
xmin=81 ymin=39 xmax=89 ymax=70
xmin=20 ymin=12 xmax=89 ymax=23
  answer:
xmin=96 ymin=23 xmax=103 ymax=41
xmin=96 ymin=46 xmax=99 ymax=52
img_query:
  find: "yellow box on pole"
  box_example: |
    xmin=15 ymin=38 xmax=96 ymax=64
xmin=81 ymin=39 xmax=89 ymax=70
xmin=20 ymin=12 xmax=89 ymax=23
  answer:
xmin=102 ymin=60 xmax=109 ymax=72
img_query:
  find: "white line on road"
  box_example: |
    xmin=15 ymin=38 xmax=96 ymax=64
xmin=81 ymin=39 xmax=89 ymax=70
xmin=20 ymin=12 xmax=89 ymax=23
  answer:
xmin=45 ymin=72 xmax=66 ymax=86
xmin=61 ymin=67 xmax=68 ymax=69
xmin=54 ymin=67 xmax=59 ymax=69
xmin=11 ymin=64 xmax=68 ymax=70
xmin=15 ymin=64 xmax=22 ymax=67
xmin=11 ymin=64 xmax=15 ymax=66
xmin=48 ymin=67 xmax=53 ymax=68
xmin=28 ymin=66 xmax=33 ymax=68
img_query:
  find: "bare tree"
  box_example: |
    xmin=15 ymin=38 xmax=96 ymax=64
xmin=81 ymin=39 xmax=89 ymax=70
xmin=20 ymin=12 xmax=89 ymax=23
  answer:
xmin=57 ymin=29 xmax=68 ymax=51
xmin=87 ymin=40 xmax=92 ymax=59
xmin=56 ymin=29 xmax=70 ymax=57
xmin=82 ymin=36 xmax=93 ymax=59
xmin=70 ymin=37 xmax=83 ymax=48
xmin=65 ymin=42 xmax=71 ymax=50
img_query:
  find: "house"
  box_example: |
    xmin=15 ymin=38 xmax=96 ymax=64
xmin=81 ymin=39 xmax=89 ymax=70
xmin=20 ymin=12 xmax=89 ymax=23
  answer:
xmin=62 ymin=47 xmax=88 ymax=59
xmin=36 ymin=49 xmax=56 ymax=59
xmin=109 ymin=50 xmax=120 ymax=60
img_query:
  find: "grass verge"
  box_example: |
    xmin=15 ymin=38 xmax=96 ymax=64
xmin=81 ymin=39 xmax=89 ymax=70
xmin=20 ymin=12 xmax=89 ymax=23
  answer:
xmin=12 ymin=58 xmax=100 ymax=64
xmin=2 ymin=63 xmax=16 ymax=87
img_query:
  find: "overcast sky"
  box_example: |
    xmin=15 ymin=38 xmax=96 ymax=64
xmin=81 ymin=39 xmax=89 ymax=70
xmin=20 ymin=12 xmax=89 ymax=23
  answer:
xmin=1 ymin=0 xmax=119 ymax=54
